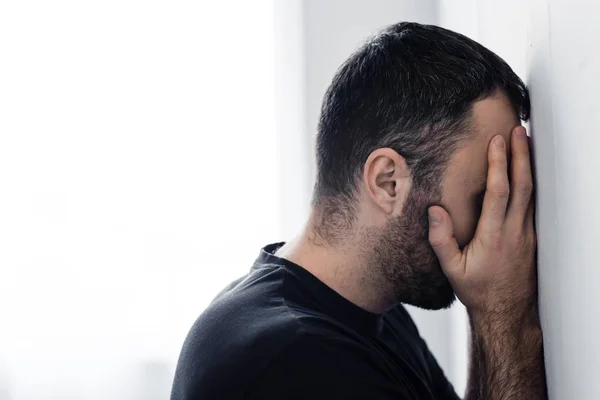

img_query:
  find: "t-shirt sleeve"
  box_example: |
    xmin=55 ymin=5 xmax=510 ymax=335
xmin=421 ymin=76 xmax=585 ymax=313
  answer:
xmin=418 ymin=337 xmax=461 ymax=400
xmin=246 ymin=334 xmax=413 ymax=400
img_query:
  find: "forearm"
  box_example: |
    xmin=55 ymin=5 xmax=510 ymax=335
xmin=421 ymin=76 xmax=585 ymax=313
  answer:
xmin=465 ymin=311 xmax=547 ymax=400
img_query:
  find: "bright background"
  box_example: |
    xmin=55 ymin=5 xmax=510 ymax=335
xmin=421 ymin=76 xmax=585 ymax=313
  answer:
xmin=4 ymin=0 xmax=594 ymax=399
xmin=0 ymin=1 xmax=280 ymax=398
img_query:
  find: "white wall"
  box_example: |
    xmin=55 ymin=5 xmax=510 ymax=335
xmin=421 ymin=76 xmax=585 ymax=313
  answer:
xmin=273 ymin=0 xmax=311 ymax=239
xmin=529 ymin=1 xmax=600 ymax=398
xmin=0 ymin=1 xmax=279 ymax=398
xmin=440 ymin=1 xmax=600 ymax=398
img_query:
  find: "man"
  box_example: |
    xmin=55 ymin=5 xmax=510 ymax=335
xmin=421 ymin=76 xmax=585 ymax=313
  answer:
xmin=171 ymin=22 xmax=547 ymax=399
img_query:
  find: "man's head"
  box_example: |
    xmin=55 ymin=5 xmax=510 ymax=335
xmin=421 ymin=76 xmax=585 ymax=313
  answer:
xmin=312 ymin=22 xmax=530 ymax=310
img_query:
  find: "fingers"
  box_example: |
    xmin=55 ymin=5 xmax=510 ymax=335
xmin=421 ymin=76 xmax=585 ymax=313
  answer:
xmin=507 ymin=126 xmax=534 ymax=222
xmin=428 ymin=206 xmax=464 ymax=278
xmin=476 ymin=135 xmax=510 ymax=238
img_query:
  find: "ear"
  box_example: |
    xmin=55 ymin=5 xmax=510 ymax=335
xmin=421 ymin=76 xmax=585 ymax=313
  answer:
xmin=362 ymin=148 xmax=411 ymax=215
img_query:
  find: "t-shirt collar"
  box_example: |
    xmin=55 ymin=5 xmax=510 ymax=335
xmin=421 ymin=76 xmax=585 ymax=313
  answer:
xmin=254 ymin=243 xmax=384 ymax=336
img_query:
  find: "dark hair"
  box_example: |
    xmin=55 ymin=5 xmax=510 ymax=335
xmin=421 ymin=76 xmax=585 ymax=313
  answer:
xmin=313 ymin=22 xmax=530 ymax=234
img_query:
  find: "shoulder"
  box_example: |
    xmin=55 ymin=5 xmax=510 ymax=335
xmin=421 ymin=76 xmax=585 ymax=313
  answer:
xmin=171 ymin=265 xmax=307 ymax=399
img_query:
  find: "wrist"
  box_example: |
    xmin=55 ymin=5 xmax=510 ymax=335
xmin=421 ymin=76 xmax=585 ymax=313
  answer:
xmin=468 ymin=295 xmax=540 ymax=328
xmin=469 ymin=307 xmax=543 ymax=344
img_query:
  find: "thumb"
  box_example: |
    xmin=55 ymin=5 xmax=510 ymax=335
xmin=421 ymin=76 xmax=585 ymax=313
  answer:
xmin=428 ymin=206 xmax=464 ymax=277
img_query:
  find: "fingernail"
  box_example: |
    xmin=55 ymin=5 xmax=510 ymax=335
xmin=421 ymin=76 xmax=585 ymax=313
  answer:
xmin=515 ymin=126 xmax=527 ymax=137
xmin=428 ymin=209 xmax=441 ymax=226
xmin=493 ymin=135 xmax=505 ymax=149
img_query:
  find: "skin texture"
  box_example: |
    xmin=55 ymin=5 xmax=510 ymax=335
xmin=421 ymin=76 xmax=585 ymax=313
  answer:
xmin=277 ymin=91 xmax=546 ymax=398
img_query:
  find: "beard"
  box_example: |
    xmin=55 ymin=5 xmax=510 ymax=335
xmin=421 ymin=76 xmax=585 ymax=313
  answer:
xmin=367 ymin=185 xmax=456 ymax=310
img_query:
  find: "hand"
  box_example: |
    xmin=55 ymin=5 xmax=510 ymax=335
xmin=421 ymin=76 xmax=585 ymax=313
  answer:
xmin=427 ymin=126 xmax=537 ymax=320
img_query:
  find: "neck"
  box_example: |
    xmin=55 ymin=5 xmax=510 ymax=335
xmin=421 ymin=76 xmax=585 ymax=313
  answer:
xmin=275 ymin=215 xmax=395 ymax=314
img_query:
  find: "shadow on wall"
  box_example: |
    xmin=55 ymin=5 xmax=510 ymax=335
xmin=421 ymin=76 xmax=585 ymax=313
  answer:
xmin=131 ymin=360 xmax=173 ymax=400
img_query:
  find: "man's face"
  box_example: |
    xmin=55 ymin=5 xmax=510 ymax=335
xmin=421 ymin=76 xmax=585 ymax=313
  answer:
xmin=441 ymin=93 xmax=519 ymax=248
xmin=372 ymin=93 xmax=520 ymax=310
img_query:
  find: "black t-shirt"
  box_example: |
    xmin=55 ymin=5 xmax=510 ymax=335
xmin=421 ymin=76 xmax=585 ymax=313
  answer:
xmin=171 ymin=243 xmax=459 ymax=400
